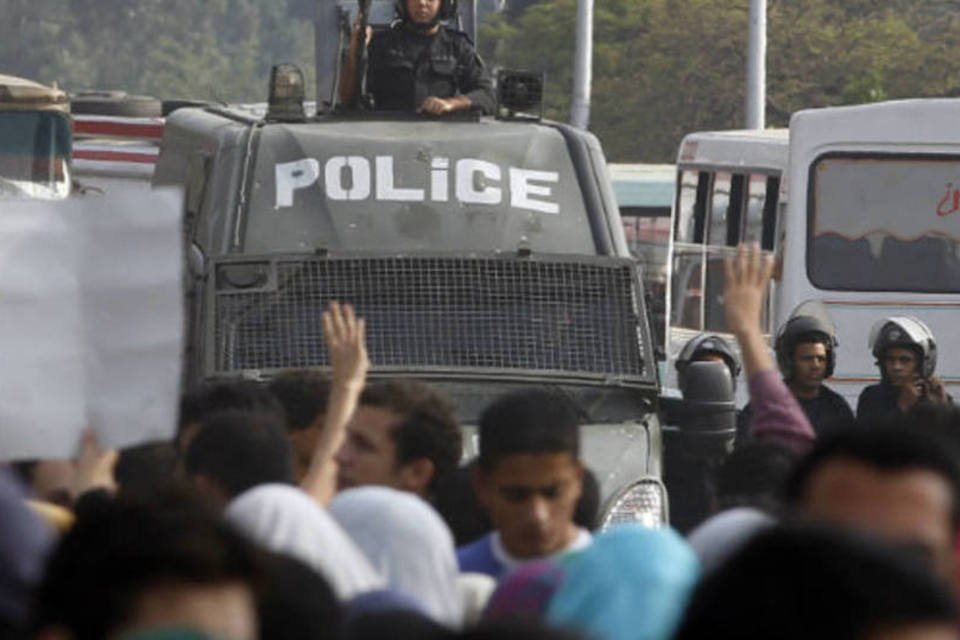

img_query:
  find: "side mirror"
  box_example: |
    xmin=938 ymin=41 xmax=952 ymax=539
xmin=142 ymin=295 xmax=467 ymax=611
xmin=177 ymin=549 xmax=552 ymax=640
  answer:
xmin=676 ymin=361 xmax=737 ymax=457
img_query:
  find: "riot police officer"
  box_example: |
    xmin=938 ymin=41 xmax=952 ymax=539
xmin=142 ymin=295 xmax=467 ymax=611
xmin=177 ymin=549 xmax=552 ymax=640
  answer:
xmin=857 ymin=316 xmax=948 ymax=422
xmin=676 ymin=334 xmax=741 ymax=396
xmin=343 ymin=0 xmax=495 ymax=115
xmin=738 ymin=315 xmax=853 ymax=441
xmin=773 ymin=315 xmax=853 ymax=435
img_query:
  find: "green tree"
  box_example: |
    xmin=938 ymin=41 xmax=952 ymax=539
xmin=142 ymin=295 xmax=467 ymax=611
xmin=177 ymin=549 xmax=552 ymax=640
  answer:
xmin=481 ymin=0 xmax=960 ymax=161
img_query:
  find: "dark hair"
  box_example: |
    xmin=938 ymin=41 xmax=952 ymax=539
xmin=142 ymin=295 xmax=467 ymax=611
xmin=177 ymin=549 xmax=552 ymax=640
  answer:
xmin=477 ymin=389 xmax=582 ymax=470
xmin=258 ymin=553 xmax=341 ymax=640
xmin=359 ymin=380 xmax=461 ymax=494
xmin=433 ymin=461 xmax=490 ymax=546
xmin=268 ymin=370 xmax=330 ymax=432
xmin=434 ymin=461 xmax=601 ymax=544
xmin=715 ymin=441 xmax=798 ymax=515
xmin=185 ymin=410 xmax=294 ymax=499
xmin=784 ymin=421 xmax=960 ymax=533
xmin=451 ymin=622 xmax=586 ymax=640
xmin=674 ymin=523 xmax=957 ymax=639
xmin=115 ymin=441 xmax=180 ymax=501
xmin=30 ymin=494 xmax=263 ymax=640
xmin=178 ymin=380 xmax=285 ymax=442
xmin=573 ymin=467 xmax=600 ymax=530
xmin=344 ymin=610 xmax=446 ymax=640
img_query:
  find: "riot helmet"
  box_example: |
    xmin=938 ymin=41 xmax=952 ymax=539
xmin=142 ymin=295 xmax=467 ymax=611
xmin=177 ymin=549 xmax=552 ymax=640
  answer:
xmin=396 ymin=0 xmax=458 ymax=26
xmin=774 ymin=315 xmax=837 ymax=380
xmin=676 ymin=334 xmax=741 ymax=393
xmin=868 ymin=316 xmax=937 ymax=379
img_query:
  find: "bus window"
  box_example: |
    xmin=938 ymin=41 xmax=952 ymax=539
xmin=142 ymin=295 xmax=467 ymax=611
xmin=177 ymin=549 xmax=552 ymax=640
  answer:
xmin=809 ymin=155 xmax=960 ymax=293
xmin=676 ymin=170 xmax=708 ymax=243
xmin=703 ymin=250 xmax=728 ymax=332
xmin=727 ymin=174 xmax=747 ymax=246
xmin=707 ymin=172 xmax=732 ymax=245
xmin=670 ymin=244 xmax=703 ymax=330
xmin=761 ymin=175 xmax=780 ymax=250
xmin=743 ymin=174 xmax=768 ymax=244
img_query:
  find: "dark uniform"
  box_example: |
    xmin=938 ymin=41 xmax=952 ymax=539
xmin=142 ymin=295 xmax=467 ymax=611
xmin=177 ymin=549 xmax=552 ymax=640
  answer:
xmin=366 ymin=23 xmax=495 ymax=114
xmin=738 ymin=383 xmax=854 ymax=442
xmin=856 ymin=382 xmax=900 ymax=424
xmin=856 ymin=382 xmax=953 ymax=424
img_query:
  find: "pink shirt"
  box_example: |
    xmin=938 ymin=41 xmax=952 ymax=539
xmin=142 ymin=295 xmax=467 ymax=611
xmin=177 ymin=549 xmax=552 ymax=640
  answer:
xmin=748 ymin=369 xmax=816 ymax=454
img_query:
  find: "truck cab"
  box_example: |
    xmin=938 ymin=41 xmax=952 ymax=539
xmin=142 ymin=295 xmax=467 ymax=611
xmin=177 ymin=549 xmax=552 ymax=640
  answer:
xmin=153 ymin=63 xmax=666 ymax=527
xmin=0 ymin=74 xmax=71 ymax=200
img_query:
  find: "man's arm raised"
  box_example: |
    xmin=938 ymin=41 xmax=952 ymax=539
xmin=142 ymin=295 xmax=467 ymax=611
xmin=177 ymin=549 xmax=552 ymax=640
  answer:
xmin=301 ymin=302 xmax=368 ymax=505
xmin=724 ymin=244 xmax=815 ymax=452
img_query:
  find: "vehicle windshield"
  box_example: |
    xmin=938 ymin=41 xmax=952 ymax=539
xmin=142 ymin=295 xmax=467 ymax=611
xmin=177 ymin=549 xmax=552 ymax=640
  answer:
xmin=243 ymin=120 xmax=595 ymax=254
xmin=808 ymin=155 xmax=960 ymax=293
xmin=0 ymin=111 xmax=71 ymax=199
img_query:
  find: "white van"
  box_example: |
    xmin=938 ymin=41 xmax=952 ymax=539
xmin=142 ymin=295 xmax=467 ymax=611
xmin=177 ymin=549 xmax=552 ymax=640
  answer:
xmin=782 ymin=99 xmax=960 ymax=407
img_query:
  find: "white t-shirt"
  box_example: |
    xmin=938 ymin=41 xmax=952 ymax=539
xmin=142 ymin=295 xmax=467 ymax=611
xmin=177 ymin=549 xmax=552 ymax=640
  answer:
xmin=490 ymin=527 xmax=593 ymax=573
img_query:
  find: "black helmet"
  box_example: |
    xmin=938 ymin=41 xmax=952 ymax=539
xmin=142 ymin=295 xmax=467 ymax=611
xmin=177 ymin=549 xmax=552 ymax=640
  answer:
xmin=676 ymin=334 xmax=741 ymax=393
xmin=774 ymin=315 xmax=837 ymax=380
xmin=396 ymin=0 xmax=458 ymax=24
xmin=868 ymin=316 xmax=937 ymax=379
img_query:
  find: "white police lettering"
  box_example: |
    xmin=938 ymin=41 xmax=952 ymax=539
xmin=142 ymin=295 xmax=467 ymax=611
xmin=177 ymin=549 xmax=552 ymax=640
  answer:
xmin=376 ymin=156 xmax=424 ymax=201
xmin=275 ymin=159 xmax=320 ymax=208
xmin=274 ymin=156 xmax=560 ymax=214
xmin=510 ymin=168 xmax=560 ymax=215
xmin=430 ymin=157 xmax=449 ymax=203
xmin=325 ymin=156 xmax=370 ymax=201
xmin=456 ymin=159 xmax=501 ymax=205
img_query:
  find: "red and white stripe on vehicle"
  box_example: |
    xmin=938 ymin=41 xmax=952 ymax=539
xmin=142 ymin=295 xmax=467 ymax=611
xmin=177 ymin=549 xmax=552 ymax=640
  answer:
xmin=72 ymin=115 xmax=164 ymax=179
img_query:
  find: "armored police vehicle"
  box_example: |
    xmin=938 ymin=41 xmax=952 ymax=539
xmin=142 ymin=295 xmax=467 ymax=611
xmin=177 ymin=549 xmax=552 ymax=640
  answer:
xmin=152 ymin=4 xmax=671 ymax=526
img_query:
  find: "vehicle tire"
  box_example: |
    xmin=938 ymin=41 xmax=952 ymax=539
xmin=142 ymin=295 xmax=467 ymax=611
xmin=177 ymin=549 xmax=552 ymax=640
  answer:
xmin=161 ymin=99 xmax=210 ymax=116
xmin=71 ymin=91 xmax=163 ymax=117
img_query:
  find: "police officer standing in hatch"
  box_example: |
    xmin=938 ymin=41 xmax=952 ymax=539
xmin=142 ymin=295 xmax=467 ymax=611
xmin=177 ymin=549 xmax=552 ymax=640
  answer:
xmin=343 ymin=0 xmax=495 ymax=115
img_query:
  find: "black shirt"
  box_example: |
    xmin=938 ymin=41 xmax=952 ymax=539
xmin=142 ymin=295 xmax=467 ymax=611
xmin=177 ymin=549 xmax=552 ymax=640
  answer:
xmin=366 ymin=23 xmax=495 ymax=114
xmin=738 ymin=383 xmax=854 ymax=443
xmin=856 ymin=382 xmax=901 ymax=424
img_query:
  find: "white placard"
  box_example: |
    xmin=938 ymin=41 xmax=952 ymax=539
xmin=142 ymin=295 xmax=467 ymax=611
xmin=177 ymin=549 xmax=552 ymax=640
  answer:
xmin=0 ymin=188 xmax=183 ymax=460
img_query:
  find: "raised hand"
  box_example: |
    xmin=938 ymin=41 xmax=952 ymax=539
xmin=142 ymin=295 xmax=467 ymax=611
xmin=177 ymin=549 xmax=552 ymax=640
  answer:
xmin=723 ymin=243 xmax=774 ymax=337
xmin=323 ymin=301 xmax=368 ymax=390
xmin=73 ymin=428 xmax=118 ymax=496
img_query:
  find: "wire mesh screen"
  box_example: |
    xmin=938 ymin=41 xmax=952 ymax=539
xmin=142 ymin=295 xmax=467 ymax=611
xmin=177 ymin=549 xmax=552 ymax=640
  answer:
xmin=212 ymin=255 xmax=646 ymax=379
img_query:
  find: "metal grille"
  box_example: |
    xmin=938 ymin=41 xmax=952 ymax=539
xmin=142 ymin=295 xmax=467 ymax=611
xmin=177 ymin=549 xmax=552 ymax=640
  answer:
xmin=212 ymin=255 xmax=646 ymax=380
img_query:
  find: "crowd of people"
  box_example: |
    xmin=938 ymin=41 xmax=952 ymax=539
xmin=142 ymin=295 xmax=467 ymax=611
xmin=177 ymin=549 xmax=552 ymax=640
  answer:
xmin=2 ymin=245 xmax=960 ymax=640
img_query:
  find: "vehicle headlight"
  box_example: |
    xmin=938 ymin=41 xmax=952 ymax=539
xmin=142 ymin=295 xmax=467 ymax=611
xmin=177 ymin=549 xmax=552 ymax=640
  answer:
xmin=599 ymin=478 xmax=668 ymax=530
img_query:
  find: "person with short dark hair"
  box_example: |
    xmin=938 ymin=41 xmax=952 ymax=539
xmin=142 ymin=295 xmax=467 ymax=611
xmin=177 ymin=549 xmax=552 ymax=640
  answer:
xmin=335 ymin=379 xmax=462 ymax=498
xmin=185 ymin=410 xmax=295 ymax=506
xmin=177 ymin=380 xmax=285 ymax=455
xmin=269 ymin=370 xmax=331 ymax=481
xmin=114 ymin=441 xmax=179 ymax=502
xmin=296 ymin=303 xmax=461 ymax=504
xmin=674 ymin=523 xmax=957 ymax=640
xmin=784 ymin=420 xmax=960 ymax=587
xmin=434 ymin=463 xmax=601 ymax=547
xmin=457 ymin=389 xmax=589 ymax=579
xmin=30 ymin=494 xmax=263 ymax=640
